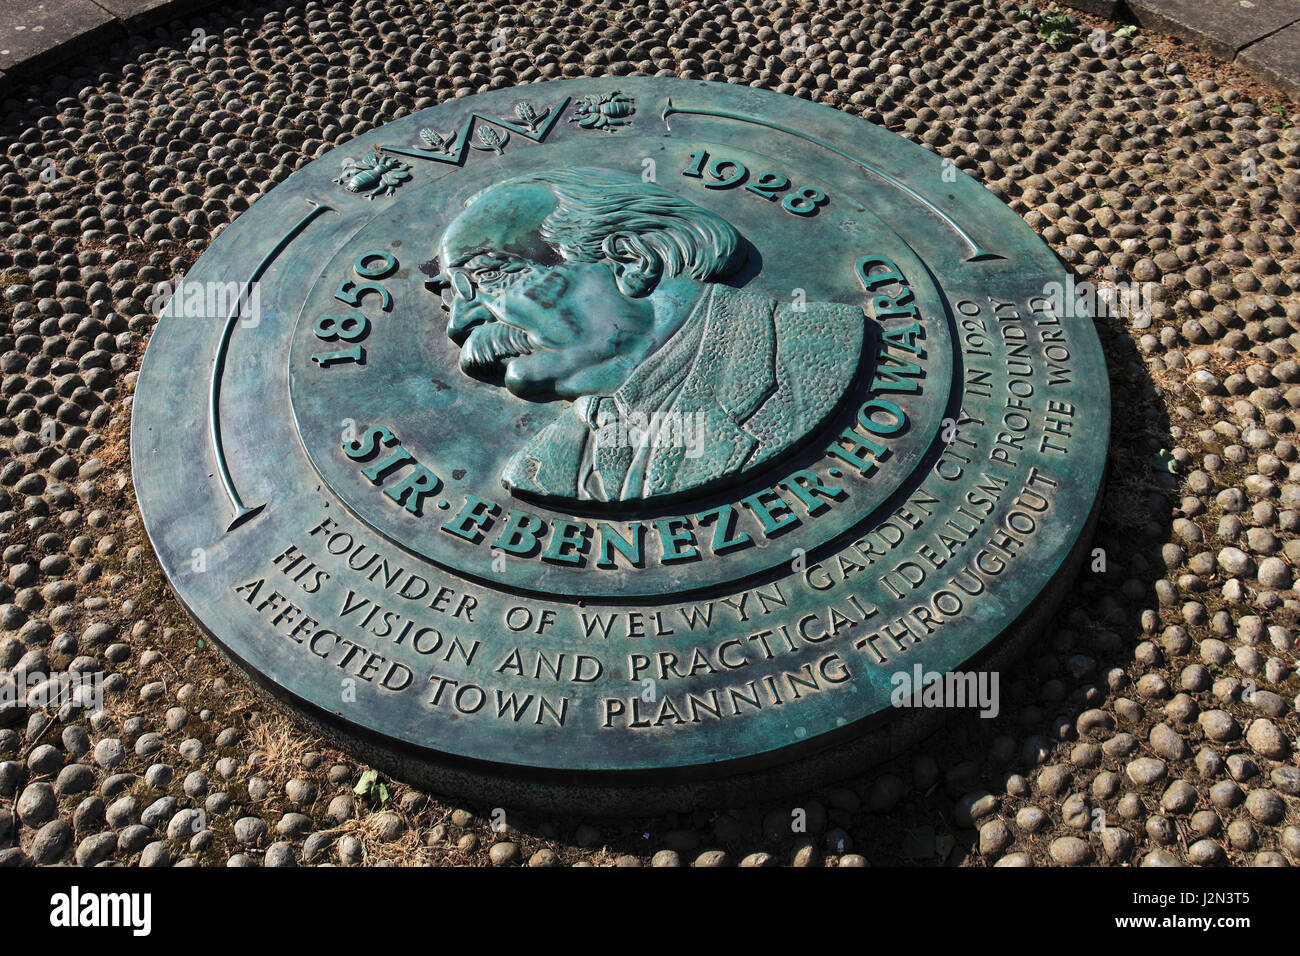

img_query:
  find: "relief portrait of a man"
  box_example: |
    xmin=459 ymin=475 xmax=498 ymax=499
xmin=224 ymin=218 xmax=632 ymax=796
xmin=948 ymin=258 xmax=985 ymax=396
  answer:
xmin=426 ymin=167 xmax=867 ymax=504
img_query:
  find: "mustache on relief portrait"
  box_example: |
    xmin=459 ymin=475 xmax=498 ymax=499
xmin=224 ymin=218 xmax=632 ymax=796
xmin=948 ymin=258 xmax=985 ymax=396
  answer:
xmin=461 ymin=320 xmax=535 ymax=371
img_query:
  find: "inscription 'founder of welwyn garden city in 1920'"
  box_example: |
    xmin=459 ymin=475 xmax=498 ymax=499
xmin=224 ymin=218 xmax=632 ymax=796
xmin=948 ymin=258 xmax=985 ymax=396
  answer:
xmin=132 ymin=78 xmax=1108 ymax=807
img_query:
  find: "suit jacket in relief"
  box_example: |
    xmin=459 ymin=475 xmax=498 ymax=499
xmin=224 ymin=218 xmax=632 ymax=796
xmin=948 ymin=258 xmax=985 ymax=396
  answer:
xmin=500 ymin=283 xmax=867 ymax=503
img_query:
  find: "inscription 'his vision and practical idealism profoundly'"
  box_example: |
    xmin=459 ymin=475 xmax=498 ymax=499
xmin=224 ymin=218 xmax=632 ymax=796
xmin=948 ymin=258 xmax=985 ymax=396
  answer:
xmin=132 ymin=78 xmax=1108 ymax=801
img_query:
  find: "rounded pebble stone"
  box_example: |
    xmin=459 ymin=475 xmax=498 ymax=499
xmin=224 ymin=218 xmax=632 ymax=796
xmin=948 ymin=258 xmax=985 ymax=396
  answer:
xmin=264 ymin=842 xmax=297 ymax=867
xmin=166 ymin=808 xmax=203 ymax=841
xmin=16 ymin=782 xmax=55 ymax=827
xmin=286 ymin=778 xmax=317 ymax=806
xmin=1049 ymin=837 xmax=1092 ymax=865
xmin=114 ymin=823 xmax=150 ymax=854
xmin=139 ymin=842 xmax=171 ymax=867
xmin=61 ymin=725 xmax=89 ymax=757
xmin=373 ymin=811 xmax=404 ymax=842
xmin=1016 ymin=806 xmax=1048 ymax=833
xmin=182 ymin=771 xmax=208 ymax=798
xmin=105 ymin=796 xmax=136 ymax=829
xmin=1228 ymin=819 xmax=1258 ymax=850
xmin=1246 ymin=719 xmax=1290 ymax=758
xmin=27 ymin=744 xmax=64 ymax=776
xmin=326 ymin=794 xmax=354 ymax=824
xmin=276 ymin=812 xmax=311 ymax=838
xmin=1199 ymin=710 xmax=1242 ymax=741
xmin=1100 ymin=828 xmax=1134 ymax=861
xmin=1126 ymin=757 xmax=1168 ymax=787
xmin=75 ymin=831 xmax=116 ymax=866
xmin=1245 ymin=789 xmax=1286 ymax=824
xmin=91 ymin=738 xmax=124 ymax=769
xmin=979 ymin=818 xmax=1012 ymax=856
xmin=955 ymin=791 xmax=997 ymax=827
xmin=489 ymin=842 xmax=520 ymax=866
xmin=338 ymin=836 xmax=363 ymax=865
xmin=302 ymin=832 xmax=332 ymax=864
xmin=234 ymin=816 xmax=267 ymax=846
xmin=54 ymin=763 xmax=94 ymax=796
xmin=1149 ymin=723 xmax=1188 ymax=761
xmin=1271 ymin=767 xmax=1300 ymax=796
xmin=1161 ymin=780 xmax=1199 ymax=815
xmin=140 ymin=796 xmax=176 ymax=828
xmin=29 ymin=819 xmax=72 ymax=864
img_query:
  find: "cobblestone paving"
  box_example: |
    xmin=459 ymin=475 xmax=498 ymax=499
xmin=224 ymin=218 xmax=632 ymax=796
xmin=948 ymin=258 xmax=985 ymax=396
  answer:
xmin=0 ymin=0 xmax=1297 ymax=866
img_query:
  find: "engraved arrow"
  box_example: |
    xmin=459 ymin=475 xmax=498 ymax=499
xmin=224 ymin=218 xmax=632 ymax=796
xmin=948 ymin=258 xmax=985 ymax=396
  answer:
xmin=209 ymin=198 xmax=331 ymax=532
xmin=661 ymin=98 xmax=1002 ymax=263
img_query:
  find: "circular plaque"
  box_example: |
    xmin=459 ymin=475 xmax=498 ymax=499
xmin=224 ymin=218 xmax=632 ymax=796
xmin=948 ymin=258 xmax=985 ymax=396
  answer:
xmin=131 ymin=78 xmax=1109 ymax=810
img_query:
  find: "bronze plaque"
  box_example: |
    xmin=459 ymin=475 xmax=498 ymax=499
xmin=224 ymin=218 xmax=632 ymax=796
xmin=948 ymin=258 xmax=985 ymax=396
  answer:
xmin=131 ymin=78 xmax=1109 ymax=809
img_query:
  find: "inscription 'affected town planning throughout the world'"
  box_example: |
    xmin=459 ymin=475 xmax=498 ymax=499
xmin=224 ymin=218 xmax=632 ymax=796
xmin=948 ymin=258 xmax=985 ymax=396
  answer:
xmin=131 ymin=78 xmax=1109 ymax=796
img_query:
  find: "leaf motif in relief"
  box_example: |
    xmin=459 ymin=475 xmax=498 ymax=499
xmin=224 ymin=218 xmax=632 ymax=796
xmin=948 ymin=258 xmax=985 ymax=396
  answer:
xmin=418 ymin=127 xmax=455 ymax=153
xmin=471 ymin=126 xmax=508 ymax=153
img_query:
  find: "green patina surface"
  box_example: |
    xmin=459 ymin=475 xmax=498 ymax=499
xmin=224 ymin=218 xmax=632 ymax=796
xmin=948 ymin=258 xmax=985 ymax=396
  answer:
xmin=131 ymin=78 xmax=1109 ymax=788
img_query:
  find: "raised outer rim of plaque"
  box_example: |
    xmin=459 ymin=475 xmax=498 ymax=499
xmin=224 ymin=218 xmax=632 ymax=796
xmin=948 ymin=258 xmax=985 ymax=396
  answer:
xmin=157 ymin=484 xmax=1102 ymax=815
xmin=128 ymin=76 xmax=1112 ymax=801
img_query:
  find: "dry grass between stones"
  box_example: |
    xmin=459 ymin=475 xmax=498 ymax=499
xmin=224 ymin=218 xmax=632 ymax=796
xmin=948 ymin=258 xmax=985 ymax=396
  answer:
xmin=328 ymin=806 xmax=439 ymax=867
xmin=244 ymin=713 xmax=317 ymax=783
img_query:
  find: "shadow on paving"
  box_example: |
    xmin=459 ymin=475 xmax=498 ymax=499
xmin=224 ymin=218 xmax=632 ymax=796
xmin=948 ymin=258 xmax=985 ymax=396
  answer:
xmin=438 ymin=303 xmax=1176 ymax=866
xmin=0 ymin=0 xmax=1222 ymax=867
